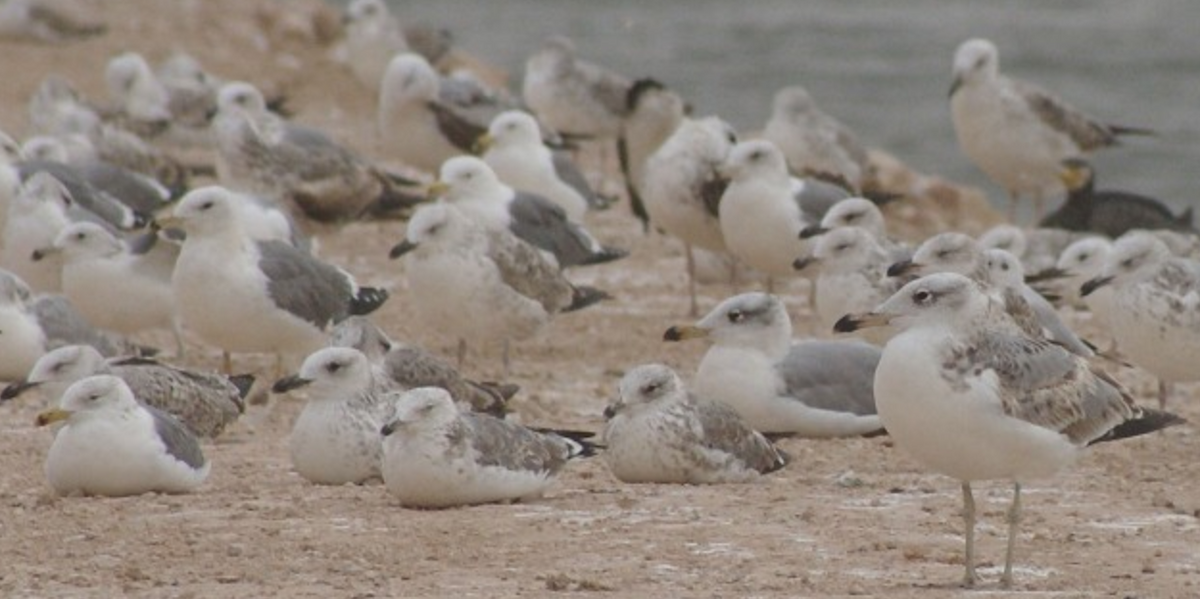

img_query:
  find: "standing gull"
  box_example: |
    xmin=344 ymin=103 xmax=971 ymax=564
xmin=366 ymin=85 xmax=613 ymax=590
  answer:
xmin=431 ymin=156 xmax=625 ymax=268
xmin=794 ymin=227 xmax=902 ymax=346
xmin=717 ymin=140 xmax=810 ymax=289
xmin=949 ymin=38 xmax=1151 ymax=220
xmin=380 ymin=387 xmax=595 ymax=508
xmin=339 ymin=0 xmax=409 ymax=93
xmin=761 ymin=85 xmax=871 ymax=189
xmin=618 ymin=78 xmax=687 ymax=229
xmin=522 ymin=35 xmax=630 ymax=142
xmin=390 ymin=203 xmax=607 ymax=373
xmin=329 ymin=316 xmax=514 ymax=417
xmin=378 ymin=53 xmax=470 ymax=173
xmin=835 ymin=272 xmax=1181 ymax=588
xmin=273 ymin=347 xmax=392 ymax=485
xmin=1054 ymin=237 xmax=1115 ymax=333
xmin=1 ymin=171 xmax=72 ymax=292
xmin=37 ymin=375 xmax=210 ymax=497
xmin=663 ymin=292 xmax=882 ymax=437
xmin=603 ymin=364 xmax=788 ymax=484
xmin=162 ymin=186 xmax=389 ymax=373
xmin=5 ymin=344 xmax=251 ymax=439
xmin=478 ymin=110 xmax=592 ymax=221
xmin=1082 ymin=232 xmax=1200 ymax=407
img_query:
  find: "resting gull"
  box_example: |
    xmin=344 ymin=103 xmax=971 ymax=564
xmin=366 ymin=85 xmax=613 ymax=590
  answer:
xmin=1054 ymin=236 xmax=1114 ymax=320
xmin=1082 ymin=232 xmax=1200 ymax=407
xmin=390 ymin=203 xmax=608 ymax=373
xmin=603 ymin=364 xmax=787 ymax=484
xmin=835 ymin=272 xmax=1181 ymax=588
xmin=949 ymin=38 xmax=1150 ymax=220
xmin=329 ymin=316 xmax=514 ymax=417
xmin=5 ymin=344 xmax=251 ymax=438
xmin=431 ymin=156 xmax=625 ymax=268
xmin=478 ymin=110 xmax=593 ymax=221
xmin=273 ymin=347 xmax=393 ymax=485
xmin=793 ymin=226 xmax=902 ymax=346
xmin=522 ymin=35 xmax=630 ymax=141
xmin=339 ymin=0 xmax=409 ymax=92
xmin=663 ymin=292 xmax=882 ymax=437
xmin=799 ymin=196 xmax=909 ymax=262
xmin=0 ymin=0 xmax=105 ymax=43
xmin=161 ymin=186 xmax=389 ymax=373
xmin=37 ymin=375 xmax=210 ymax=496
xmin=761 ymin=85 xmax=871 ymax=189
xmin=380 ymin=386 xmax=595 ymax=508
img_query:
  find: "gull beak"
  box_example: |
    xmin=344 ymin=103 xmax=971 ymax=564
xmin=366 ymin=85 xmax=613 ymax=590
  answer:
xmin=834 ymin=311 xmax=895 ymax=334
xmin=426 ymin=181 xmax=450 ymax=200
xmin=887 ymin=258 xmax=920 ymax=278
xmin=798 ymin=225 xmax=828 ymax=240
xmin=1080 ymin=275 xmax=1114 ymax=297
xmin=602 ymin=402 xmax=622 ymax=420
xmin=793 ymin=255 xmax=819 ymax=271
xmin=36 ymin=408 xmax=72 ymax=427
xmin=380 ymin=420 xmax=398 ymax=437
xmin=30 ymin=246 xmax=59 ymax=262
xmin=388 ymin=239 xmax=418 ymax=260
xmin=153 ymin=214 xmax=184 ymax=230
xmin=1 ymin=379 xmax=39 ymax=401
xmin=271 ymin=374 xmax=312 ymax=394
xmin=948 ymin=75 xmax=964 ymax=98
xmin=663 ymin=324 xmax=708 ymax=342
xmin=472 ymin=133 xmax=494 ymax=154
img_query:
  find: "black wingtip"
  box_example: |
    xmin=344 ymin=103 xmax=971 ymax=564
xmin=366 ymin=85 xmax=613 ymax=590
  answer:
xmin=535 ymin=428 xmax=602 ymax=458
xmin=626 ymin=78 xmax=667 ymax=111
xmin=1091 ymin=409 xmax=1185 ymax=445
xmin=350 ymin=287 xmax=389 ymax=316
xmin=227 ymin=374 xmax=257 ymax=411
xmin=1 ymin=380 xmax=37 ymax=402
xmin=565 ymin=285 xmax=611 ymax=312
xmin=581 ymin=246 xmax=629 ymax=266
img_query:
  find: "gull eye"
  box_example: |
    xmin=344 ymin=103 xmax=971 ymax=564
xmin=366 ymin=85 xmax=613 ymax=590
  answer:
xmin=1078 ymin=252 xmax=1089 ymax=261
xmin=835 ymin=243 xmax=851 ymax=252
xmin=845 ymin=213 xmax=861 ymax=222
xmin=74 ymin=231 xmax=86 ymax=241
xmin=326 ymin=361 xmax=343 ymax=374
xmin=640 ymin=382 xmax=661 ymax=396
xmin=1120 ymin=258 xmax=1134 ymax=269
xmin=199 ymin=200 xmax=214 ymax=211
xmin=913 ymin=289 xmax=933 ymax=305
xmin=727 ymin=309 xmax=744 ymax=323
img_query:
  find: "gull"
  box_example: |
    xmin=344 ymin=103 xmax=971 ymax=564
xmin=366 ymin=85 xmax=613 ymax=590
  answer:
xmin=21 ymin=135 xmax=172 ymax=218
xmin=328 ymin=316 xmax=514 ymax=417
xmin=761 ymin=85 xmax=871 ymax=189
xmin=603 ymin=364 xmax=788 ymax=484
xmin=663 ymin=292 xmax=882 ymax=437
xmin=834 ymin=272 xmax=1182 ymax=588
xmin=339 ymin=0 xmax=409 ymax=93
xmin=1042 ymin=158 xmax=1195 ymax=237
xmin=1054 ymin=236 xmax=1114 ymax=322
xmin=641 ymin=115 xmax=738 ymax=315
xmin=272 ymin=347 xmax=393 ymax=485
xmin=33 ymin=222 xmax=181 ymax=354
xmin=522 ymin=35 xmax=630 ymax=141
xmin=36 ymin=375 xmax=208 ymax=496
xmin=798 ymin=196 xmax=910 ymax=262
xmin=977 ymin=224 xmax=1084 ymax=276
xmin=161 ymin=186 xmax=389 ymax=373
xmin=389 ymin=203 xmax=608 ymax=373
xmin=889 ymin=232 xmax=1093 ymax=356
xmin=717 ymin=140 xmax=810 ymax=288
xmin=101 ymin=52 xmax=173 ymax=138
xmin=5 ymin=344 xmax=251 ymax=439
xmin=0 ymin=0 xmax=105 ymax=43
xmin=793 ymin=226 xmax=902 ymax=346
xmin=380 ymin=387 xmax=595 ymax=508
xmin=2 ymin=171 xmax=73 ymax=292
xmin=618 ymin=78 xmax=688 ymax=229
xmin=478 ymin=110 xmax=595 ymax=221
xmin=1082 ymin=232 xmax=1200 ymax=407
xmin=431 ymin=156 xmax=626 ymax=268
xmin=214 ymin=81 xmax=421 ymax=224
xmin=949 ymin=38 xmax=1151 ymax=220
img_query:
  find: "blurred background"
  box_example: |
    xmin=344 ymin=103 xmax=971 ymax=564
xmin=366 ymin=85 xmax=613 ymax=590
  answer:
xmin=390 ymin=0 xmax=1200 ymax=217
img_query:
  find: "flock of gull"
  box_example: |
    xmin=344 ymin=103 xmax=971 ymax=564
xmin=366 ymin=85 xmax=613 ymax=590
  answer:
xmin=2 ymin=0 xmax=1198 ymax=590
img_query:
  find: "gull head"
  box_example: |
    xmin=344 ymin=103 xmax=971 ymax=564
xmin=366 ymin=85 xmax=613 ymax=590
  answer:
xmin=608 ymin=363 xmax=685 ymax=419
xmin=721 ymin=140 xmax=788 ymax=182
xmin=836 ymin=272 xmax=983 ymax=335
xmin=381 ymin=53 xmax=438 ymax=104
xmin=666 ymin=292 xmax=792 ymax=356
xmin=1056 ymin=237 xmax=1111 ymax=280
xmin=950 ymin=38 xmax=999 ymax=96
xmin=819 ymin=197 xmax=887 ymax=237
xmin=1082 ymin=232 xmax=1172 ymax=295
xmin=436 ymin=156 xmax=506 ymax=204
xmin=391 ymin=203 xmax=472 ymax=259
xmin=381 ymin=387 xmax=457 ymax=437
xmin=892 ymin=232 xmax=980 ymax=278
xmin=274 ymin=347 xmax=373 ymax=397
xmin=37 ymin=375 xmax=138 ymax=427
xmin=771 ymin=85 xmax=816 ymax=120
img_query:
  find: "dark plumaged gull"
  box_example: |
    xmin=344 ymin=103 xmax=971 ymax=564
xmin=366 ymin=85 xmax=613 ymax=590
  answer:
xmin=1081 ymin=232 xmax=1200 ymax=407
xmin=522 ymin=35 xmax=630 ymax=141
xmin=603 ymin=364 xmax=788 ymax=484
xmin=389 ymin=203 xmax=609 ymax=373
xmin=949 ymin=38 xmax=1152 ymax=219
xmin=36 ymin=375 xmax=209 ymax=496
xmin=161 ymin=186 xmax=389 ymax=373
xmin=5 ymin=344 xmax=251 ymax=438
xmin=641 ymin=115 xmax=738 ymax=315
xmin=835 ymin=272 xmax=1182 ymax=588
xmin=761 ymin=85 xmax=871 ymax=190
xmin=1042 ymin=158 xmax=1194 ymax=237
xmin=664 ymin=292 xmax=883 ymax=437
xmin=213 ymin=81 xmax=422 ymax=224
xmin=329 ymin=316 xmax=515 ymax=417
xmin=272 ymin=347 xmax=394 ymax=485
xmin=431 ymin=156 xmax=626 ymax=268
xmin=379 ymin=387 xmax=596 ymax=508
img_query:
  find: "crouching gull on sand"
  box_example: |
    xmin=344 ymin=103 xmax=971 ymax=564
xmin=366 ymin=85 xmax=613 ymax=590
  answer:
xmin=835 ymin=272 xmax=1182 ymax=588
xmin=161 ymin=186 xmax=389 ymax=373
xmin=380 ymin=387 xmax=596 ymax=508
xmin=603 ymin=364 xmax=788 ymax=484
xmin=664 ymin=292 xmax=882 ymax=437
xmin=390 ymin=203 xmax=608 ymax=373
xmin=5 ymin=344 xmax=252 ymax=438
xmin=37 ymin=375 xmax=210 ymax=496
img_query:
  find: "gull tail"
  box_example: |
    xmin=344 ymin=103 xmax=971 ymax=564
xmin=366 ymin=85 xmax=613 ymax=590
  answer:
xmin=1108 ymin=124 xmax=1156 ymax=138
xmin=464 ymin=380 xmax=519 ymax=418
xmin=227 ymin=374 xmax=257 ymax=413
xmin=349 ymin=287 xmax=389 ymax=316
xmin=565 ymin=285 xmax=611 ymax=312
xmin=579 ymin=245 xmax=629 ymax=266
xmin=532 ymin=428 xmax=602 ymax=458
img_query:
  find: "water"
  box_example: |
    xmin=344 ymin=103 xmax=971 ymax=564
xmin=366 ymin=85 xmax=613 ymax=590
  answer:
xmin=390 ymin=0 xmax=1200 ymax=215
